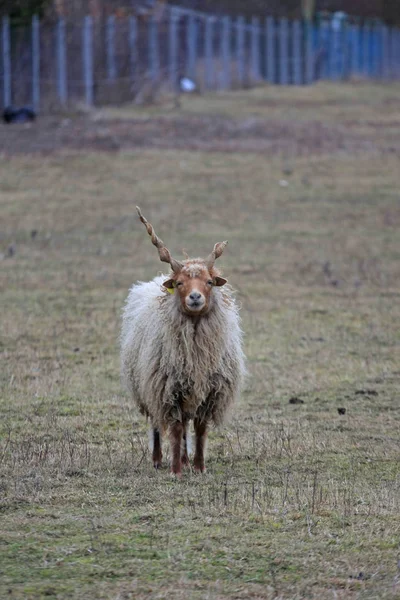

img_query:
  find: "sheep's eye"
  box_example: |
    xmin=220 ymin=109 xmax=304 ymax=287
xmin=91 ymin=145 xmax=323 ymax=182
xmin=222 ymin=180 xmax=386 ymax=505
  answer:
xmin=176 ymin=281 xmax=183 ymax=287
xmin=207 ymin=280 xmax=214 ymax=286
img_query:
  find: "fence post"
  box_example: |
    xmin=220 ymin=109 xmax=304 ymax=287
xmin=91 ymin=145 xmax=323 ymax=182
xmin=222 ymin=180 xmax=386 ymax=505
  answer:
xmin=220 ymin=16 xmax=231 ymax=89
xmin=83 ymin=16 xmax=94 ymax=106
xmin=129 ymin=16 xmax=137 ymax=85
xmin=328 ymin=19 xmax=337 ymax=79
xmin=320 ymin=19 xmax=330 ymax=79
xmin=377 ymin=24 xmax=384 ymax=78
xmin=396 ymin=29 xmax=400 ymax=79
xmin=148 ymin=16 xmax=159 ymax=83
xmin=369 ymin=21 xmax=375 ymax=77
xmin=350 ymin=24 xmax=359 ymax=77
xmin=357 ymin=22 xmax=365 ymax=75
xmin=363 ymin=22 xmax=370 ymax=77
xmin=331 ymin=14 xmax=346 ymax=80
xmin=186 ymin=13 xmax=197 ymax=80
xmin=236 ymin=16 xmax=245 ymax=87
xmin=251 ymin=17 xmax=260 ymax=81
xmin=57 ymin=18 xmax=67 ymax=105
xmin=279 ymin=18 xmax=289 ymax=84
xmin=342 ymin=19 xmax=350 ymax=79
xmin=2 ymin=16 xmax=11 ymax=108
xmin=304 ymin=20 xmax=313 ymax=84
xmin=371 ymin=24 xmax=376 ymax=78
xmin=380 ymin=25 xmax=388 ymax=80
xmin=168 ymin=10 xmax=178 ymax=90
xmin=205 ymin=16 xmax=214 ymax=89
xmin=266 ymin=16 xmax=275 ymax=83
xmin=389 ymin=26 xmax=394 ymax=80
xmin=341 ymin=20 xmax=348 ymax=79
xmin=292 ymin=20 xmax=302 ymax=85
xmin=106 ymin=15 xmax=116 ymax=81
xmin=391 ymin=27 xmax=398 ymax=79
xmin=32 ymin=15 xmax=40 ymax=111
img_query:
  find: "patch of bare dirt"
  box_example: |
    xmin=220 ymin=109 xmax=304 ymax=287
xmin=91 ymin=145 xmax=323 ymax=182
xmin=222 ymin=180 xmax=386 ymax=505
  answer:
xmin=0 ymin=113 xmax=394 ymax=157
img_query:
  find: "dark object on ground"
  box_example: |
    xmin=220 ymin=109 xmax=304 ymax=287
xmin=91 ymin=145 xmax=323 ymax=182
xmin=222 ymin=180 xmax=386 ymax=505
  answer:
xmin=350 ymin=572 xmax=367 ymax=580
xmin=355 ymin=389 xmax=378 ymax=396
xmin=289 ymin=397 xmax=304 ymax=404
xmin=3 ymin=106 xmax=36 ymax=124
xmin=338 ymin=407 xmax=346 ymax=415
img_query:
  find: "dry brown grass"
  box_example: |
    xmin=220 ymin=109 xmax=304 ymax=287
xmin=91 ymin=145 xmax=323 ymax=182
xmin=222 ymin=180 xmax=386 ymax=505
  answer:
xmin=1 ymin=83 xmax=400 ymax=599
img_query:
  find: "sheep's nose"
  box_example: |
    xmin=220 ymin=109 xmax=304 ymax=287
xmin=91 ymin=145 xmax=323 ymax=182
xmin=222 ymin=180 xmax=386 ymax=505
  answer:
xmin=189 ymin=291 xmax=202 ymax=301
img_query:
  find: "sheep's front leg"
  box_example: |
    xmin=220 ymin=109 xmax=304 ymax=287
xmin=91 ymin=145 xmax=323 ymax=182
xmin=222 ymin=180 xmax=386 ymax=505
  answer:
xmin=193 ymin=418 xmax=208 ymax=473
xmin=169 ymin=421 xmax=183 ymax=476
xmin=152 ymin=428 xmax=162 ymax=469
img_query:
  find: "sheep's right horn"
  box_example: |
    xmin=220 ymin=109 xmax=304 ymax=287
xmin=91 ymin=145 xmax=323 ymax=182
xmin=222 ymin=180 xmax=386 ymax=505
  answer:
xmin=136 ymin=207 xmax=183 ymax=273
xmin=206 ymin=241 xmax=228 ymax=270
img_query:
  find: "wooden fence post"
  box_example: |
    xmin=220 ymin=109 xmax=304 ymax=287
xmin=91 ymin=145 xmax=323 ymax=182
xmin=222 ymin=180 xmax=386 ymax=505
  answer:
xmin=279 ymin=18 xmax=289 ymax=84
xmin=83 ymin=16 xmax=94 ymax=106
xmin=304 ymin=20 xmax=313 ymax=84
xmin=380 ymin=25 xmax=388 ymax=80
xmin=363 ymin=22 xmax=370 ymax=76
xmin=236 ymin=16 xmax=245 ymax=87
xmin=328 ymin=20 xmax=337 ymax=79
xmin=251 ymin=17 xmax=260 ymax=81
xmin=388 ymin=27 xmax=394 ymax=79
xmin=32 ymin=15 xmax=40 ymax=110
xmin=357 ymin=22 xmax=365 ymax=75
xmin=148 ymin=16 xmax=159 ymax=83
xmin=186 ymin=13 xmax=197 ymax=80
xmin=266 ymin=16 xmax=275 ymax=83
xmin=350 ymin=24 xmax=358 ymax=76
xmin=168 ymin=10 xmax=178 ymax=90
xmin=391 ymin=27 xmax=399 ymax=79
xmin=57 ymin=18 xmax=67 ymax=105
xmin=205 ymin=16 xmax=214 ymax=89
xmin=293 ymin=20 xmax=302 ymax=85
xmin=320 ymin=19 xmax=329 ymax=79
xmin=106 ymin=15 xmax=116 ymax=81
xmin=220 ymin=16 xmax=231 ymax=89
xmin=129 ymin=16 xmax=137 ymax=85
xmin=2 ymin=16 xmax=11 ymax=107
xmin=371 ymin=24 xmax=379 ymax=77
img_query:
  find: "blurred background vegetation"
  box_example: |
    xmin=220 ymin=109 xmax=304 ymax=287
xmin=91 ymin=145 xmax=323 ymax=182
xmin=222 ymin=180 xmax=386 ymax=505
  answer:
xmin=1 ymin=0 xmax=399 ymax=25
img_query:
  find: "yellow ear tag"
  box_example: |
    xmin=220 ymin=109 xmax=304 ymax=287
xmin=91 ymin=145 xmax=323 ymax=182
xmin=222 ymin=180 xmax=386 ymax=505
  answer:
xmin=166 ymin=287 xmax=175 ymax=295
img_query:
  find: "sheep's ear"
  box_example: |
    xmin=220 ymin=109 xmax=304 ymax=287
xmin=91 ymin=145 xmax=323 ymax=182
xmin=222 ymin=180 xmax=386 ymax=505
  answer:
xmin=162 ymin=278 xmax=175 ymax=291
xmin=214 ymin=276 xmax=227 ymax=287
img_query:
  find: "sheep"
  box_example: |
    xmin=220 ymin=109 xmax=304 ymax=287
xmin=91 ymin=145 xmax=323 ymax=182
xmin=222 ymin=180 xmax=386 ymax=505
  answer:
xmin=120 ymin=207 xmax=245 ymax=475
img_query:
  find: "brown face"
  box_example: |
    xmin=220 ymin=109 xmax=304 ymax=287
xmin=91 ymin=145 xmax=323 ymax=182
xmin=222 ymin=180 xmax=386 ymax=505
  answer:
xmin=163 ymin=261 xmax=227 ymax=316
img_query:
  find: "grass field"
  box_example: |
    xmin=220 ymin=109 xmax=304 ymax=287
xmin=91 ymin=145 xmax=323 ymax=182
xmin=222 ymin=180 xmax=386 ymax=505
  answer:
xmin=1 ymin=82 xmax=400 ymax=599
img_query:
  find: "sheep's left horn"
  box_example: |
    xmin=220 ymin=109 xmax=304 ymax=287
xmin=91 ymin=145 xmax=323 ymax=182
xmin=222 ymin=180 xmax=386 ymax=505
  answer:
xmin=206 ymin=241 xmax=228 ymax=270
xmin=136 ymin=207 xmax=183 ymax=272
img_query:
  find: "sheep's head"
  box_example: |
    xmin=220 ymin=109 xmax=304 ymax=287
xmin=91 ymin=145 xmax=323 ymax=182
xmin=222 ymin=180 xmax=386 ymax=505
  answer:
xmin=162 ymin=259 xmax=227 ymax=315
xmin=136 ymin=207 xmax=228 ymax=316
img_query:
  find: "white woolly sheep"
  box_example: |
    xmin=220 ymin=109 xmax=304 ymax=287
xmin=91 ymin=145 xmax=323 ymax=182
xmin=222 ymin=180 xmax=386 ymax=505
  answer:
xmin=120 ymin=207 xmax=245 ymax=475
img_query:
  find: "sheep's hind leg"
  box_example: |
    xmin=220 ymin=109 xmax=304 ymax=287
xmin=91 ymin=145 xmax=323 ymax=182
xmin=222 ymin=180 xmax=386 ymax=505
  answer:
xmin=152 ymin=428 xmax=162 ymax=469
xmin=169 ymin=422 xmax=183 ymax=476
xmin=181 ymin=420 xmax=190 ymax=467
xmin=193 ymin=418 xmax=208 ymax=473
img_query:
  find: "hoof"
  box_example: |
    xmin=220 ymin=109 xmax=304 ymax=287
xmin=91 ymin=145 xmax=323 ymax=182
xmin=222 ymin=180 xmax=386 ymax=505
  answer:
xmin=181 ymin=454 xmax=190 ymax=468
xmin=194 ymin=465 xmax=206 ymax=474
xmin=170 ymin=469 xmax=182 ymax=478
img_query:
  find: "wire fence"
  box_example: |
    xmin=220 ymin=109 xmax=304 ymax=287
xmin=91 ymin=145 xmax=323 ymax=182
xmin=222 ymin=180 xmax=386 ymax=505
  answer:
xmin=1 ymin=5 xmax=400 ymax=112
